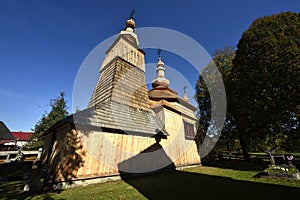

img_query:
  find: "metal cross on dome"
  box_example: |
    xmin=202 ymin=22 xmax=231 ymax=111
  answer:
xmin=129 ymin=9 xmax=135 ymax=19
xmin=183 ymin=86 xmax=187 ymax=93
xmin=157 ymin=47 xmax=162 ymax=58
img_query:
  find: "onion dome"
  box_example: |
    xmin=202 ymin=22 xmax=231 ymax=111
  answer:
xmin=126 ymin=18 xmax=136 ymax=29
xmin=152 ymin=51 xmax=170 ymax=88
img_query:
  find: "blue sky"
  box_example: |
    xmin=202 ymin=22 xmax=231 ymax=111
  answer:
xmin=0 ymin=0 xmax=299 ymax=131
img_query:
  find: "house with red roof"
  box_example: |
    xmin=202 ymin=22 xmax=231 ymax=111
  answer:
xmin=2 ymin=131 xmax=33 ymax=148
xmin=0 ymin=121 xmax=33 ymax=149
xmin=11 ymin=131 xmax=33 ymax=147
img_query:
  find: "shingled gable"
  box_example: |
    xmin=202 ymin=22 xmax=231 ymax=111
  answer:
xmin=89 ymin=56 xmax=150 ymax=111
xmin=104 ymin=33 xmax=145 ymax=56
xmin=0 ymin=121 xmax=16 ymax=141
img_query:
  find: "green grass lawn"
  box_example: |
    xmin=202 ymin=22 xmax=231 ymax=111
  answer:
xmin=1 ymin=160 xmax=300 ymax=200
xmin=14 ymin=165 xmax=299 ymax=200
xmin=185 ymin=166 xmax=300 ymax=188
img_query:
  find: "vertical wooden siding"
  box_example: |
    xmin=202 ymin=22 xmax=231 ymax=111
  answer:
xmin=44 ymin=107 xmax=200 ymax=181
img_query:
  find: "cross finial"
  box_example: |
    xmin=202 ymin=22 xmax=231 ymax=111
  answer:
xmin=183 ymin=86 xmax=187 ymax=93
xmin=183 ymin=85 xmax=189 ymax=102
xmin=129 ymin=9 xmax=135 ymax=19
xmin=157 ymin=47 xmax=162 ymax=58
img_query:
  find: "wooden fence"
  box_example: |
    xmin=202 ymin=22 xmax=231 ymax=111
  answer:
xmin=219 ymin=152 xmax=300 ymax=165
xmin=0 ymin=151 xmax=38 ymax=162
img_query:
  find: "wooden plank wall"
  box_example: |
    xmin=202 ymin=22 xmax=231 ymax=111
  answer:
xmin=163 ymin=108 xmax=200 ymax=166
xmin=73 ymin=106 xmax=200 ymax=179
xmin=44 ymin=106 xmax=200 ymax=181
xmin=76 ymin=131 xmax=156 ymax=178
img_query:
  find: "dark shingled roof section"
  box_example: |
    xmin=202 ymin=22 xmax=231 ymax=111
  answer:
xmin=148 ymin=87 xmax=179 ymax=100
xmin=0 ymin=121 xmax=16 ymax=140
xmin=88 ymin=57 xmax=150 ymax=111
xmin=148 ymin=87 xmax=197 ymax=112
xmin=67 ymin=101 xmax=168 ymax=138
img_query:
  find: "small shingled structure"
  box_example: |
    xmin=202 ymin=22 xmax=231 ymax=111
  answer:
xmin=0 ymin=121 xmax=16 ymax=145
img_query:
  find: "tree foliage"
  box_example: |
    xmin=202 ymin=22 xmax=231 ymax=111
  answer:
xmin=29 ymin=92 xmax=69 ymax=149
xmin=195 ymin=46 xmax=238 ymax=155
xmin=231 ymin=12 xmax=300 ymax=154
xmin=196 ymin=12 xmax=300 ymax=161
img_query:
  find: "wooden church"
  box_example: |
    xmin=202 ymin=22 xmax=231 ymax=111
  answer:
xmin=41 ymin=14 xmax=200 ymax=184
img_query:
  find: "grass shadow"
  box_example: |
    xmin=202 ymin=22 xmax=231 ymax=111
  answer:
xmin=117 ymin=138 xmax=300 ymax=199
xmin=204 ymin=158 xmax=268 ymax=171
xmin=0 ymin=161 xmax=63 ymax=200
xmin=0 ymin=161 xmax=34 ymax=200
xmin=123 ymin=170 xmax=300 ymax=200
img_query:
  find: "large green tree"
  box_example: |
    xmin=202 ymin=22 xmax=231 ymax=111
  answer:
xmin=195 ymin=46 xmax=238 ymax=155
xmin=29 ymin=92 xmax=69 ymax=149
xmin=231 ymin=12 xmax=300 ymax=158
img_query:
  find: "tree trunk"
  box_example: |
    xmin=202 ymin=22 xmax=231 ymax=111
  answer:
xmin=236 ymin=119 xmax=250 ymax=161
xmin=239 ymin=136 xmax=250 ymax=161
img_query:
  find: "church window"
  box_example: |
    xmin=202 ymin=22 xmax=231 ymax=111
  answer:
xmin=183 ymin=120 xmax=195 ymax=139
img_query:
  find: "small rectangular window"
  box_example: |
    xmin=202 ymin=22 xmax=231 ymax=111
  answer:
xmin=183 ymin=120 xmax=195 ymax=139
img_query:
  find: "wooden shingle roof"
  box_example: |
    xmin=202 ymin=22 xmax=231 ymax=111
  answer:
xmin=148 ymin=87 xmax=197 ymax=112
xmin=89 ymin=57 xmax=150 ymax=111
xmin=148 ymin=87 xmax=179 ymax=100
xmin=68 ymin=101 xmax=168 ymax=138
xmin=0 ymin=121 xmax=15 ymax=140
